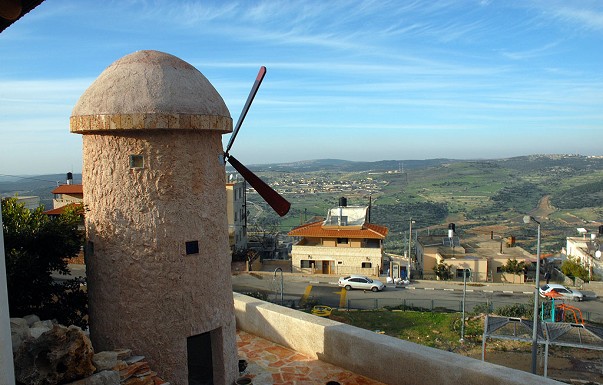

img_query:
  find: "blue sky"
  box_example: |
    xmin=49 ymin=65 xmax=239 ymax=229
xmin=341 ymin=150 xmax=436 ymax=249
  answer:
xmin=1 ymin=0 xmax=602 ymax=175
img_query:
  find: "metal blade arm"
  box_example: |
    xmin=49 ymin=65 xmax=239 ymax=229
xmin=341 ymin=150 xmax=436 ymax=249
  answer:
xmin=227 ymin=155 xmax=290 ymax=217
xmin=225 ymin=66 xmax=267 ymax=156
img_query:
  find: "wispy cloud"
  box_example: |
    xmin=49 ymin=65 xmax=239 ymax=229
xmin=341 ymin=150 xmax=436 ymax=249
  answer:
xmin=550 ymin=5 xmax=603 ymax=33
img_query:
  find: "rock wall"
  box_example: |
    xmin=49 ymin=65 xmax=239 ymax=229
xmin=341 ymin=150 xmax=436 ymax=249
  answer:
xmin=10 ymin=315 xmax=168 ymax=385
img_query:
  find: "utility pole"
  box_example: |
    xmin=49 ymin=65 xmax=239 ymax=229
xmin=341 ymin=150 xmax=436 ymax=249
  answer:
xmin=460 ymin=268 xmax=468 ymax=342
xmin=408 ymin=219 xmax=415 ymax=280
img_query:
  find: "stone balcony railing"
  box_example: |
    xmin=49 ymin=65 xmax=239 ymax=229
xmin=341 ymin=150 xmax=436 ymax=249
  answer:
xmin=233 ymin=292 xmax=564 ymax=385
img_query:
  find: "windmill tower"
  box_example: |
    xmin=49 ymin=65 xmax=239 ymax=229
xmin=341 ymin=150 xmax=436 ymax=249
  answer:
xmin=70 ymin=50 xmax=238 ymax=385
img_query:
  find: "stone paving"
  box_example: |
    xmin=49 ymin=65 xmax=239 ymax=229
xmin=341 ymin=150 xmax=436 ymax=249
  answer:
xmin=237 ymin=330 xmax=385 ymax=385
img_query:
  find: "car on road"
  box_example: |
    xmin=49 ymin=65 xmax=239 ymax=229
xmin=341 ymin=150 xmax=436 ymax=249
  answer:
xmin=539 ymin=284 xmax=584 ymax=301
xmin=338 ymin=275 xmax=385 ymax=292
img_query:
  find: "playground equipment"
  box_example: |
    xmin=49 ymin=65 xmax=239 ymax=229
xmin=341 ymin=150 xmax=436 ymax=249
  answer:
xmin=541 ymin=291 xmax=584 ymax=325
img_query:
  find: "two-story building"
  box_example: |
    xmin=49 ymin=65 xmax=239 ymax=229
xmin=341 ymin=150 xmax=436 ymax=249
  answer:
xmin=565 ymin=226 xmax=603 ymax=280
xmin=288 ymin=198 xmax=388 ymax=276
xmin=43 ymin=174 xmax=84 ymax=216
xmin=226 ymin=179 xmax=247 ymax=254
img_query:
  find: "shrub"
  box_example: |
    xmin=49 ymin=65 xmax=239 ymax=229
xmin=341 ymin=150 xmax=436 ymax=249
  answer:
xmin=2 ymin=198 xmax=87 ymax=328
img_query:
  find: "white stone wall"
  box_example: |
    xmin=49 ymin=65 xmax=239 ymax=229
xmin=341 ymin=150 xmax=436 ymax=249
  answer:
xmin=291 ymin=244 xmax=382 ymax=275
xmin=52 ymin=193 xmax=82 ymax=209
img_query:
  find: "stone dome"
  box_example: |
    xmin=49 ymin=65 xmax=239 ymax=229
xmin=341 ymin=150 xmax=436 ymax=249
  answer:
xmin=70 ymin=50 xmax=232 ymax=133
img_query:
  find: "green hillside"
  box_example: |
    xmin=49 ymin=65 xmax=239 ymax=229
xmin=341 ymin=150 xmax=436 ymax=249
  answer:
xmin=248 ymin=155 xmax=603 ymax=256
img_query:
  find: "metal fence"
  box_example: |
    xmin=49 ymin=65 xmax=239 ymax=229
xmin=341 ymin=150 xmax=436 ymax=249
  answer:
xmin=345 ymin=297 xmax=603 ymax=324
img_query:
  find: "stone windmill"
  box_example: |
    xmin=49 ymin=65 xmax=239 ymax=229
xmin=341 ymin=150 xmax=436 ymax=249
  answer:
xmin=70 ymin=50 xmax=288 ymax=385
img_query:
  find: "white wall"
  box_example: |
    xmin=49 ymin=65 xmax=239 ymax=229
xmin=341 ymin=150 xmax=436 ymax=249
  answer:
xmin=0 ymin=210 xmax=15 ymax=385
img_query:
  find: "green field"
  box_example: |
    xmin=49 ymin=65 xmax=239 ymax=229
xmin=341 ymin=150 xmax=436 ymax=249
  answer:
xmin=246 ymin=155 xmax=603 ymax=256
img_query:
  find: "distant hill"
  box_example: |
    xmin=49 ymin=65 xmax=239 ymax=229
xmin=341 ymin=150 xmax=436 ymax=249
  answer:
xmin=229 ymin=154 xmax=603 ymax=173
xmin=236 ymin=158 xmax=461 ymax=172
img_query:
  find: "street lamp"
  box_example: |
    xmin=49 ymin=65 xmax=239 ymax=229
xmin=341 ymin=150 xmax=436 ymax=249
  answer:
xmin=523 ymin=215 xmax=541 ymax=375
xmin=408 ymin=219 xmax=415 ymax=281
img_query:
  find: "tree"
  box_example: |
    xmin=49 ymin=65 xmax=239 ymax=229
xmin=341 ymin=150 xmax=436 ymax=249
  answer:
xmin=561 ymin=256 xmax=590 ymax=282
xmin=501 ymin=258 xmax=526 ymax=284
xmin=1 ymin=198 xmax=87 ymax=328
xmin=433 ymin=262 xmax=453 ymax=280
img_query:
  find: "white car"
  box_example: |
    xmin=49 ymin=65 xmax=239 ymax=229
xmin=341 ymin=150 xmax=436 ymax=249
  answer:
xmin=338 ymin=275 xmax=385 ymax=292
xmin=539 ymin=284 xmax=584 ymax=301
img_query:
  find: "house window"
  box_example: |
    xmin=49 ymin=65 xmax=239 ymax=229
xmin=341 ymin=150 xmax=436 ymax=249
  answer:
xmin=456 ymin=269 xmax=470 ymax=278
xmin=365 ymin=239 xmax=380 ymax=248
xmin=337 ymin=238 xmax=349 ymax=245
xmin=129 ymin=154 xmax=144 ymax=169
xmin=301 ymin=260 xmax=315 ymax=268
xmin=362 ymin=262 xmax=372 ymax=268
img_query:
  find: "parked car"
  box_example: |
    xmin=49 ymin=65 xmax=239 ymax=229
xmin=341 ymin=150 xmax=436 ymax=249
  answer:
xmin=338 ymin=275 xmax=385 ymax=292
xmin=539 ymin=284 xmax=584 ymax=301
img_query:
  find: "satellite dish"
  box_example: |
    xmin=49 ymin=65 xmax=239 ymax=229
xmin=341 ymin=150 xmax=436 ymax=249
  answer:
xmin=222 ymin=67 xmax=290 ymax=217
xmin=596 ymin=250 xmax=602 ymax=259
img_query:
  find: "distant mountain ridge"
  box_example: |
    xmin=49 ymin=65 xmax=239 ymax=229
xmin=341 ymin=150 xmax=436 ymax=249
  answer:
xmin=240 ymin=154 xmax=602 ymax=173
xmin=241 ymin=158 xmax=460 ymax=172
xmin=2 ymin=154 xmax=601 ymax=202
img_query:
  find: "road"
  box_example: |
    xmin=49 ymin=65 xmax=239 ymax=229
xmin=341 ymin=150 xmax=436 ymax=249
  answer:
xmin=232 ymin=273 xmax=603 ymax=322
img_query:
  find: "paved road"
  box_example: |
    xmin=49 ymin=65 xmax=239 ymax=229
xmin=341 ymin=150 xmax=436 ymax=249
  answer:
xmin=231 ymin=272 xmax=603 ymax=322
xmin=62 ymin=265 xmax=603 ymax=321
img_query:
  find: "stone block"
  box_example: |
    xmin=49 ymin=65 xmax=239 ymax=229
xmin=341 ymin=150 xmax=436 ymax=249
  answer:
xmin=30 ymin=326 xmax=51 ymax=339
xmin=14 ymin=324 xmax=95 ymax=385
xmin=23 ymin=314 xmax=41 ymax=326
xmin=93 ymin=351 xmax=118 ymax=371
xmin=64 ymin=370 xmax=120 ymax=385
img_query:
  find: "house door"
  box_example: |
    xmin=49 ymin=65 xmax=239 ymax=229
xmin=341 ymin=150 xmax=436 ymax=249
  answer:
xmin=392 ymin=263 xmax=400 ymax=279
xmin=322 ymin=261 xmax=331 ymax=274
xmin=187 ymin=331 xmax=213 ymax=385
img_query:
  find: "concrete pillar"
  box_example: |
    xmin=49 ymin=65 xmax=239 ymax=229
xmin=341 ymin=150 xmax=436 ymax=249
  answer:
xmin=0 ymin=209 xmax=16 ymax=385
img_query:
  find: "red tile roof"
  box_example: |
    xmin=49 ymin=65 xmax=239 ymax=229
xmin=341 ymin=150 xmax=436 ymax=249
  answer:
xmin=51 ymin=184 xmax=83 ymax=194
xmin=288 ymin=221 xmax=388 ymax=239
xmin=43 ymin=203 xmax=84 ymax=216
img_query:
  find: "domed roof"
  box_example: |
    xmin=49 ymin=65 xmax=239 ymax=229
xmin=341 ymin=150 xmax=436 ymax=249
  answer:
xmin=70 ymin=50 xmax=232 ymax=133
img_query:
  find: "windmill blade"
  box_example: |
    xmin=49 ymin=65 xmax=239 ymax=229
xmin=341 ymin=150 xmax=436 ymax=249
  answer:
xmin=227 ymin=155 xmax=290 ymax=217
xmin=224 ymin=66 xmax=267 ymax=156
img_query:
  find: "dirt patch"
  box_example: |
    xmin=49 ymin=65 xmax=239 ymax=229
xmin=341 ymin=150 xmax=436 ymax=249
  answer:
xmin=466 ymin=344 xmax=603 ymax=384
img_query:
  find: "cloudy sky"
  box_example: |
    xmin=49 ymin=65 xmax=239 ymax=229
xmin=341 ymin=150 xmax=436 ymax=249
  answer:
xmin=1 ymin=0 xmax=602 ymax=175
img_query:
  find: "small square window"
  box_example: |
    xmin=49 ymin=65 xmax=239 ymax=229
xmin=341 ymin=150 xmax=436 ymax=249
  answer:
xmin=129 ymin=154 xmax=144 ymax=169
xmin=186 ymin=240 xmax=199 ymax=255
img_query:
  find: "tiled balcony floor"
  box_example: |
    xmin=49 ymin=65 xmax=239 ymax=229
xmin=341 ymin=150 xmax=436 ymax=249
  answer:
xmin=237 ymin=330 xmax=386 ymax=385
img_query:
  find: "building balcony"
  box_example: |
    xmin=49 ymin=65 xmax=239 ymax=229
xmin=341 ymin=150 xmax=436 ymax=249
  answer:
xmin=234 ymin=292 xmax=563 ymax=385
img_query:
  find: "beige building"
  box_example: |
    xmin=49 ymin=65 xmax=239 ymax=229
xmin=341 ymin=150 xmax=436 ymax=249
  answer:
xmin=43 ymin=175 xmax=84 ymax=219
xmin=226 ymin=179 xmax=247 ymax=253
xmin=416 ymin=234 xmax=534 ymax=283
xmin=48 ymin=184 xmax=83 ymax=210
xmin=288 ymin=200 xmax=388 ymax=276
